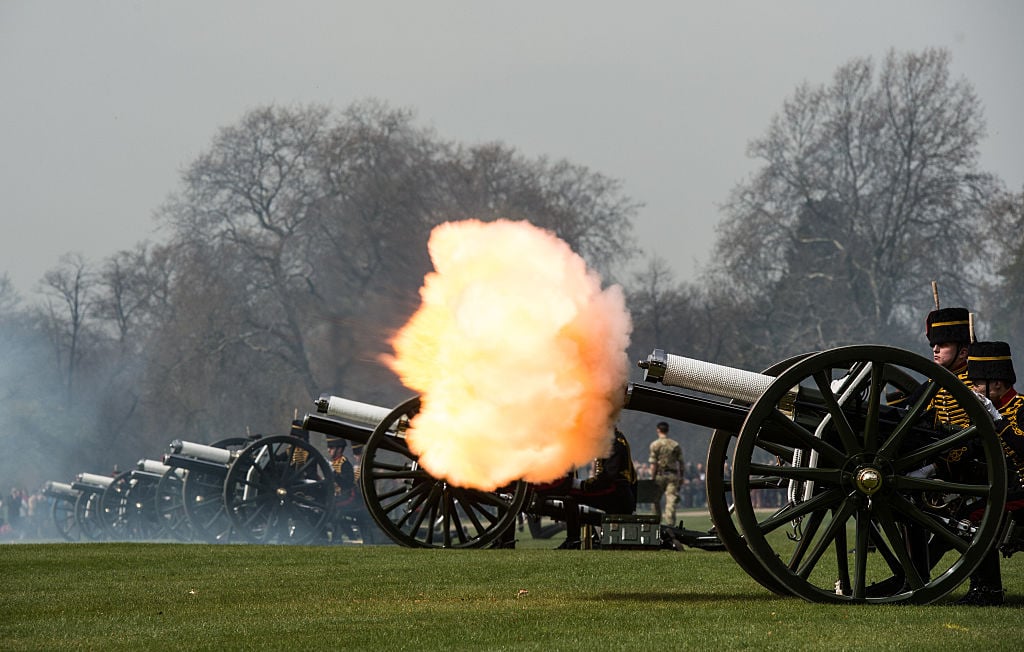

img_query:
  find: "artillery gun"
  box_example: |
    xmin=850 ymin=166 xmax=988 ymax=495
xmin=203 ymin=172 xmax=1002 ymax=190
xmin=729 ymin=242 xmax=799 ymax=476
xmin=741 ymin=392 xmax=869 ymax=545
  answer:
xmin=43 ymin=481 xmax=81 ymax=542
xmin=311 ymin=344 xmax=1013 ymax=605
xmin=67 ymin=472 xmax=116 ymax=541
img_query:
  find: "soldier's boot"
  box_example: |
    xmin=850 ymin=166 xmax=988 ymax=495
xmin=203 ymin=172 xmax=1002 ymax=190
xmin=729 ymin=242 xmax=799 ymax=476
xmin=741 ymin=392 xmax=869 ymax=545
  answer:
xmin=954 ymin=552 xmax=1004 ymax=606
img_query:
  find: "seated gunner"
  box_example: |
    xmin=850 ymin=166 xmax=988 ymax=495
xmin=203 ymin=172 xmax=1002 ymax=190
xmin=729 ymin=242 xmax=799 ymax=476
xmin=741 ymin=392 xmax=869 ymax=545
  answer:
xmin=532 ymin=426 xmax=638 ymax=549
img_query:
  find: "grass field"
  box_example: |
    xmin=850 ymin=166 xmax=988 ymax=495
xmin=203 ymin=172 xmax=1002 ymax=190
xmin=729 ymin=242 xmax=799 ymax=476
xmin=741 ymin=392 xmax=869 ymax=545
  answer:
xmin=2 ymin=514 xmax=1023 ymax=651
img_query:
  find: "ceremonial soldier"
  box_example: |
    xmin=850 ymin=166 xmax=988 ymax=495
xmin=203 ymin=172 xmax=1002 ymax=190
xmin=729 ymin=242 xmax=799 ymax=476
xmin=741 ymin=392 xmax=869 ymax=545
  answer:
xmin=648 ymin=421 xmax=684 ymax=527
xmin=534 ymin=427 xmax=638 ymax=549
xmin=900 ymin=307 xmax=974 ymax=580
xmin=957 ymin=341 xmax=1024 ymax=606
xmin=924 ymin=306 xmax=974 ymax=429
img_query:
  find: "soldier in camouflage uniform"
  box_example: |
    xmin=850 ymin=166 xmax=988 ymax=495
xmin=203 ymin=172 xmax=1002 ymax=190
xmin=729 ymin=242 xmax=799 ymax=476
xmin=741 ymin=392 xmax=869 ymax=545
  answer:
xmin=955 ymin=341 xmax=1024 ymax=606
xmin=648 ymin=421 xmax=684 ymax=527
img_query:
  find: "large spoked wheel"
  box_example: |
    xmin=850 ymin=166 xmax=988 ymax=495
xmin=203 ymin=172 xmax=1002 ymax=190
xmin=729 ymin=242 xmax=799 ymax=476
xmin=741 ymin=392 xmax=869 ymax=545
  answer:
xmin=122 ymin=472 xmax=166 ymax=540
xmin=731 ymin=345 xmax=1006 ymax=604
xmin=156 ymin=468 xmax=194 ymax=542
xmin=223 ymin=435 xmax=335 ymax=544
xmin=360 ymin=396 xmax=529 ymax=548
xmin=100 ymin=471 xmax=164 ymax=541
xmin=705 ymin=354 xmax=811 ymax=596
xmin=181 ymin=437 xmax=249 ymax=543
xmin=706 ymin=353 xmax=923 ymax=596
xmin=74 ymin=490 xmax=107 ymax=541
xmin=51 ymin=496 xmax=80 ymax=542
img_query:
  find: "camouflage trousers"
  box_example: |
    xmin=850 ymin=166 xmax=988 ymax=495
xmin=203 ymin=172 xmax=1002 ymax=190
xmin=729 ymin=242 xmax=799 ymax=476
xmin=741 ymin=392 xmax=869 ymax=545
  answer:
xmin=653 ymin=475 xmax=680 ymax=526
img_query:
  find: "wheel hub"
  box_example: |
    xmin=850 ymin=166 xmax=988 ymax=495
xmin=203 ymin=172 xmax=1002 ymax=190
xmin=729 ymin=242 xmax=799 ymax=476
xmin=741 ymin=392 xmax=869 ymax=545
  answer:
xmin=276 ymin=487 xmax=288 ymax=497
xmin=855 ymin=467 xmax=883 ymax=495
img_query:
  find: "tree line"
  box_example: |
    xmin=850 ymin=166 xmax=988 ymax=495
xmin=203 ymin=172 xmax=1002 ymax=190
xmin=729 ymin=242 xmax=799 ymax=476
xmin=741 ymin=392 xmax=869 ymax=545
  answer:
xmin=1 ymin=49 xmax=1020 ymax=485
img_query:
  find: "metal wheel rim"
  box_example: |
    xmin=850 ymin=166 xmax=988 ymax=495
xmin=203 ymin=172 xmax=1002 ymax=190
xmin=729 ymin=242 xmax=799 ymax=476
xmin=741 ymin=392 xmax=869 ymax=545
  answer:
xmin=706 ymin=354 xmax=813 ymax=595
xmin=51 ymin=496 xmax=80 ymax=542
xmin=156 ymin=468 xmax=194 ymax=542
xmin=223 ymin=434 xmax=334 ymax=544
xmin=732 ymin=345 xmax=1006 ymax=604
xmin=359 ymin=396 xmax=529 ymax=548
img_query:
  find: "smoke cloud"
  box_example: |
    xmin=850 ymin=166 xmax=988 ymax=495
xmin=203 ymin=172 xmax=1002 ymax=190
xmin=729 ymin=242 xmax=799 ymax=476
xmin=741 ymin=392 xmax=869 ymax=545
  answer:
xmin=383 ymin=219 xmax=632 ymax=491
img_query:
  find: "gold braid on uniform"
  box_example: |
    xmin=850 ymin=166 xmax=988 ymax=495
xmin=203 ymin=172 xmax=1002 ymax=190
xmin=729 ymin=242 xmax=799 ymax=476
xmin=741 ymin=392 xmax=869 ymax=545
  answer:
xmin=929 ymin=367 xmax=972 ymax=465
xmin=290 ymin=446 xmax=309 ymax=467
xmin=929 ymin=367 xmax=973 ymax=430
xmin=996 ymin=393 xmax=1024 ymax=487
xmin=331 ymin=455 xmax=347 ymax=496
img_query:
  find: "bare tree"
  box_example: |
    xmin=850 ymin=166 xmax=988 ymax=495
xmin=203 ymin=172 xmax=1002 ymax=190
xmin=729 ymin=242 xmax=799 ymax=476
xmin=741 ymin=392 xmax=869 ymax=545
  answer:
xmin=438 ymin=142 xmax=639 ymax=280
xmin=977 ymin=186 xmax=1024 ymax=340
xmin=38 ymin=253 xmax=96 ymax=407
xmin=161 ymin=104 xmax=334 ymax=400
xmin=711 ymin=48 xmax=999 ymax=364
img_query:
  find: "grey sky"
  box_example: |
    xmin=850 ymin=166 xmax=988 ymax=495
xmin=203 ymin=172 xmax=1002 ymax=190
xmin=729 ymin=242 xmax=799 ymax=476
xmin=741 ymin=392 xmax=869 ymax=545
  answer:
xmin=2 ymin=1 xmax=1021 ymax=295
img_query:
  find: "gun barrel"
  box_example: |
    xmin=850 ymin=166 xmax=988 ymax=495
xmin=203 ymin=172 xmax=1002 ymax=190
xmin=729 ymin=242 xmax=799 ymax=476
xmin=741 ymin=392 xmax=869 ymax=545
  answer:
xmin=76 ymin=472 xmax=114 ymax=488
xmin=639 ymin=349 xmax=784 ymax=404
xmin=302 ymin=413 xmax=375 ymax=444
xmin=625 ymin=383 xmax=749 ymax=432
xmin=138 ymin=458 xmax=172 ymax=475
xmin=314 ymin=394 xmax=392 ymax=426
xmin=44 ymin=481 xmax=78 ymax=498
xmin=169 ymin=440 xmax=233 ymax=464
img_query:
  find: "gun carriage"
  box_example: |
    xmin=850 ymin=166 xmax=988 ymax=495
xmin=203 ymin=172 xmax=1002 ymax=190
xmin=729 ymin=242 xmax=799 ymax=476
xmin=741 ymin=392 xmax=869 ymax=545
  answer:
xmin=43 ymin=481 xmax=81 ymax=542
xmin=305 ymin=344 xmax=1017 ymax=605
xmin=36 ymin=342 xmax=1019 ymax=604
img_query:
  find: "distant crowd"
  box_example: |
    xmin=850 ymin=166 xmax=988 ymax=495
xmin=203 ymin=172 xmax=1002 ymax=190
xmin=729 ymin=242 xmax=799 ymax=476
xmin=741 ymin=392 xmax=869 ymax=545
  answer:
xmin=635 ymin=460 xmax=708 ymax=508
xmin=0 ymin=486 xmax=50 ymax=540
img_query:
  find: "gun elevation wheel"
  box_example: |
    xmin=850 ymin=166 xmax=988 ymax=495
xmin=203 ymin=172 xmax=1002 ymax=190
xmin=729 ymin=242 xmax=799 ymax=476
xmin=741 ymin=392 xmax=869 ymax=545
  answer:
xmin=360 ymin=396 xmax=529 ymax=548
xmin=731 ymin=345 xmax=1006 ymax=604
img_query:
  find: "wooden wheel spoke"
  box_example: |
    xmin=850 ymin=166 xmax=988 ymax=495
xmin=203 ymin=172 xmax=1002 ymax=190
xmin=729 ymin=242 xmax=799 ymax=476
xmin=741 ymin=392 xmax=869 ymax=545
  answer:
xmin=748 ymin=462 xmax=843 ymax=486
xmin=788 ymin=508 xmax=826 ymax=571
xmin=887 ymin=492 xmax=968 ymax=553
xmin=765 ymin=410 xmax=847 ymax=467
xmin=862 ymin=362 xmax=884 ymax=451
xmin=794 ymin=498 xmax=857 ymax=579
xmin=878 ymin=382 xmax=940 ymax=458
xmin=756 ymin=488 xmax=845 ymax=535
xmin=892 ymin=424 xmax=979 ymax=473
xmin=380 ymin=478 xmax=432 ymax=517
xmin=851 ymin=508 xmax=871 ymax=599
xmin=892 ymin=475 xmax=991 ymax=497
xmin=870 ymin=499 xmax=926 ymax=590
xmin=813 ymin=369 xmax=863 ymax=454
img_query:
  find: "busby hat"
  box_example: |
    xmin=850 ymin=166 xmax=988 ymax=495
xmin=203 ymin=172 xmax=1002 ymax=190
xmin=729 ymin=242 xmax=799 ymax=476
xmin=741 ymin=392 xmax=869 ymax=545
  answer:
xmin=967 ymin=341 xmax=1016 ymax=384
xmin=326 ymin=435 xmax=346 ymax=449
xmin=926 ymin=307 xmax=971 ymax=346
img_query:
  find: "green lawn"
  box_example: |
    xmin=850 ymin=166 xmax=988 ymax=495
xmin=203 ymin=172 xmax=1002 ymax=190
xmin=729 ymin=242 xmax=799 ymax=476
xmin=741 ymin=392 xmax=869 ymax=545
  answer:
xmin=2 ymin=519 xmax=1022 ymax=651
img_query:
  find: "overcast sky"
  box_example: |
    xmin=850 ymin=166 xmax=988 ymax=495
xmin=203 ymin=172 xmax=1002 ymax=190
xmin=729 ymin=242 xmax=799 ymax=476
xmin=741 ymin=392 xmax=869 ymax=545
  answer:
xmin=2 ymin=1 xmax=1021 ymax=296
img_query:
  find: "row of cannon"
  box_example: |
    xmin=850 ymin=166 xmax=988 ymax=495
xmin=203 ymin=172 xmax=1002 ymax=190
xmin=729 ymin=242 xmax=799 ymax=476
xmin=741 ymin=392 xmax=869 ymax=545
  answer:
xmin=43 ymin=430 xmax=384 ymax=546
xmin=43 ymin=344 xmax=1024 ymax=604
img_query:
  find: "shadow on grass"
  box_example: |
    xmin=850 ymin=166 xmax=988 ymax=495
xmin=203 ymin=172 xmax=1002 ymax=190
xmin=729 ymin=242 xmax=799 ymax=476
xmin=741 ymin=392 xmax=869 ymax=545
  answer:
xmin=597 ymin=591 xmax=782 ymax=603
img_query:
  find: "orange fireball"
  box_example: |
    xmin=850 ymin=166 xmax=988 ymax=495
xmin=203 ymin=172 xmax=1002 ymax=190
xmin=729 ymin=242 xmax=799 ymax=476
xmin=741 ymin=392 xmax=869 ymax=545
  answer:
xmin=383 ymin=219 xmax=632 ymax=491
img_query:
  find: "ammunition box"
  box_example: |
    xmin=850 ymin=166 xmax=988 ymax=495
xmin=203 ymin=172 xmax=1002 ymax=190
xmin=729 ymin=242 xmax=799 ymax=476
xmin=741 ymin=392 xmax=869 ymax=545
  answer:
xmin=600 ymin=514 xmax=662 ymax=549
